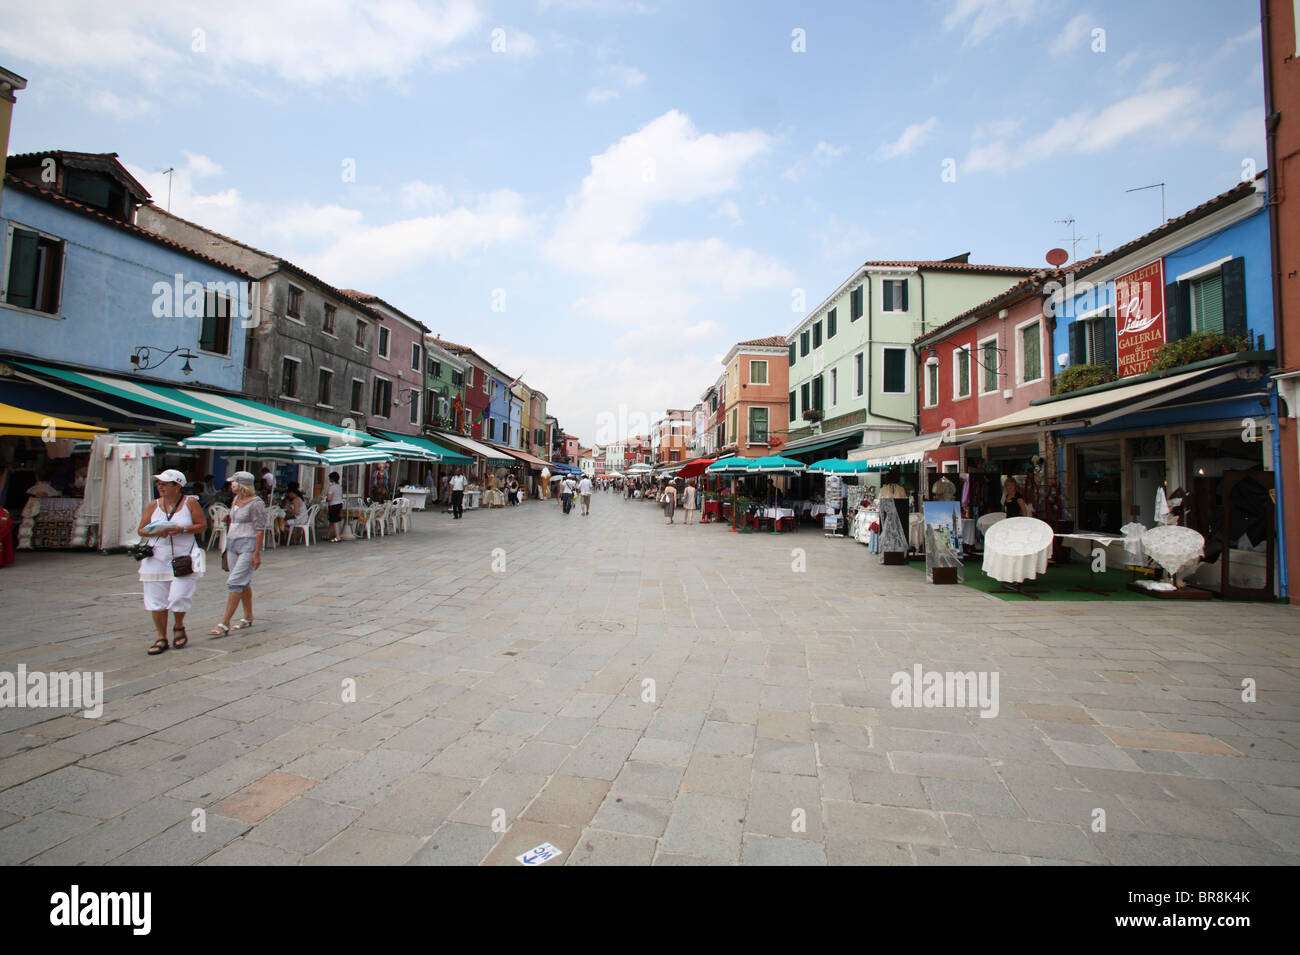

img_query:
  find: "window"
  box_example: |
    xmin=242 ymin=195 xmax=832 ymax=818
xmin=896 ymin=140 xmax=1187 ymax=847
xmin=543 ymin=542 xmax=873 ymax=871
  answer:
xmin=200 ymin=290 xmax=232 ymax=355
xmin=854 ymin=351 xmax=865 ymax=397
xmin=355 ymin=320 xmax=367 ymax=349
xmin=882 ymin=347 xmax=908 ymax=393
xmin=789 ymin=391 xmax=796 ymax=421
xmin=827 ymin=308 xmax=837 ymax=339
xmin=411 ymin=342 xmax=421 ymax=371
xmin=351 ymin=378 xmax=364 ymax=413
xmin=316 ymin=368 xmax=334 ymax=406
xmin=925 ymin=361 xmax=939 ymax=408
xmin=981 ymin=338 xmax=1000 ymax=393
xmin=488 ymin=417 xmax=496 ymax=440
xmin=377 ymin=326 xmax=390 ymax=359
xmin=954 ymin=345 xmax=971 ymax=399
xmin=427 ymin=389 xmax=437 ymax=420
xmin=1020 ymin=321 xmax=1042 ymax=382
xmin=409 ymin=389 xmax=419 ymax=424
xmin=801 ymin=381 xmax=811 ymax=414
xmin=800 ymin=330 xmax=810 ymax=357
xmin=502 ymin=423 xmax=510 ymax=445
xmin=749 ymin=407 xmax=769 ymax=444
xmin=371 ymin=376 xmax=392 ymax=418
xmin=851 ymin=284 xmax=864 ymax=321
xmin=482 ymin=369 xmax=489 ymax=393
xmin=812 ymin=374 xmax=824 ymax=411
xmin=287 ymin=285 xmax=303 ymax=319
xmin=1190 ymin=271 xmax=1224 ymax=333
xmin=4 ymin=226 xmax=64 ymax=314
xmin=323 ymin=303 xmax=336 ymax=335
xmin=788 ymin=342 xmax=796 ymax=366
xmin=813 ymin=321 xmax=822 ymax=349
xmin=281 ymin=357 xmax=300 ymax=399
xmin=829 ymin=367 xmax=838 ymax=406
xmin=64 ymin=170 xmax=113 ymax=209
xmin=750 ymin=359 xmax=768 ymax=385
xmin=431 ymin=359 xmax=442 ymax=379
xmin=451 ymin=369 xmax=463 ymax=387
xmin=882 ymin=279 xmax=909 ymax=312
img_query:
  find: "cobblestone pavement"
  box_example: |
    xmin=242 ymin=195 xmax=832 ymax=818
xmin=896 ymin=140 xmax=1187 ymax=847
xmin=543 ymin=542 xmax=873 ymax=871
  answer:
xmin=1 ymin=494 xmax=1298 ymax=865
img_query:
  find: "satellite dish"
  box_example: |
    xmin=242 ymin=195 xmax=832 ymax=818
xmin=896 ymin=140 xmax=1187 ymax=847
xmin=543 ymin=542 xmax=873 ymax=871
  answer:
xmin=1045 ymin=248 xmax=1069 ymax=267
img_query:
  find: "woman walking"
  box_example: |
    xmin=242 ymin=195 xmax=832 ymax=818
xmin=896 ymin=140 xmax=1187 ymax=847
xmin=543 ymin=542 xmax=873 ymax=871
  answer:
xmin=137 ymin=469 xmax=207 ymax=655
xmin=661 ymin=481 xmax=677 ymax=525
xmin=208 ymin=472 xmax=264 ymax=636
xmin=682 ymin=480 xmax=697 ymax=525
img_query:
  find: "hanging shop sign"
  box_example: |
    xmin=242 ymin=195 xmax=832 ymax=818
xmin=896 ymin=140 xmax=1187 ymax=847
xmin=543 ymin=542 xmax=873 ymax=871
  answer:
xmin=1115 ymin=259 xmax=1167 ymax=378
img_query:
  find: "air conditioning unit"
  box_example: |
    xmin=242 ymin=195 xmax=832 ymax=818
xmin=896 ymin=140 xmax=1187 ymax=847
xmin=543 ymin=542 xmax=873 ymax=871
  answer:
xmin=1002 ymin=389 xmax=1013 ymax=399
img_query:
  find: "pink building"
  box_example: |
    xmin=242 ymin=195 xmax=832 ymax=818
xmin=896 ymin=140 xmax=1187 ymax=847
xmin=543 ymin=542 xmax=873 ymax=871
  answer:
xmin=343 ymin=291 xmax=428 ymax=438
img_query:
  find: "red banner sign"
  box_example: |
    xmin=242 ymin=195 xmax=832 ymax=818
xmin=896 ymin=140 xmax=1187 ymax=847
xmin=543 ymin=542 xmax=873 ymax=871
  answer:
xmin=1114 ymin=259 xmax=1166 ymax=377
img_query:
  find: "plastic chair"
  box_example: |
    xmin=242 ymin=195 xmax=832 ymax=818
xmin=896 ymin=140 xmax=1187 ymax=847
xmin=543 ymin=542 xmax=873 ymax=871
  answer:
xmin=394 ymin=498 xmax=412 ymax=532
xmin=359 ymin=503 xmax=382 ymax=539
xmin=287 ymin=504 xmax=321 ymax=547
xmin=206 ymin=504 xmax=229 ymax=550
xmin=264 ymin=506 xmax=283 ymax=550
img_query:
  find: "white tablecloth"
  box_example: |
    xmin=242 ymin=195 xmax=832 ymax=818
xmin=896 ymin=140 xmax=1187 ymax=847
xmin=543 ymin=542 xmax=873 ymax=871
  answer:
xmin=982 ymin=517 xmax=1054 ymax=583
xmin=762 ymin=508 xmax=795 ymax=520
xmin=1141 ymin=525 xmax=1204 ymax=577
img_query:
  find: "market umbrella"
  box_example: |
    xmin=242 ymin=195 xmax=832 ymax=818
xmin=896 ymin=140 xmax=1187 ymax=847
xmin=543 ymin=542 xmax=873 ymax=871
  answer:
xmin=678 ymin=457 xmax=716 ymax=480
xmin=320 ymin=445 xmax=394 ymax=465
xmin=368 ymin=440 xmax=441 ymax=461
xmin=250 ymin=447 xmax=326 ymax=464
xmin=808 ymin=457 xmax=866 ymax=474
xmin=181 ymin=426 xmax=305 ymax=451
xmin=744 ymin=456 xmax=806 ymax=534
xmin=706 ymin=456 xmax=754 ymax=532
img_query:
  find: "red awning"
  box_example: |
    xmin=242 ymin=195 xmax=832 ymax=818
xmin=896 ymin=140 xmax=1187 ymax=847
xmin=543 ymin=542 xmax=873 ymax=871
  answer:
xmin=677 ymin=457 xmax=716 ymax=479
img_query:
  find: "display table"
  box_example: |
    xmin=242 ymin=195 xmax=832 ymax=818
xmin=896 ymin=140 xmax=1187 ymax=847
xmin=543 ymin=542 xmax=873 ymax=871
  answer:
xmin=1140 ymin=525 xmax=1205 ymax=581
xmin=464 ymin=489 xmax=481 ymax=510
xmin=18 ymin=497 xmax=81 ymax=549
xmin=399 ymin=486 xmax=430 ymax=511
xmin=1055 ymin=531 xmax=1128 ymax=595
xmin=982 ymin=517 xmax=1054 ymax=597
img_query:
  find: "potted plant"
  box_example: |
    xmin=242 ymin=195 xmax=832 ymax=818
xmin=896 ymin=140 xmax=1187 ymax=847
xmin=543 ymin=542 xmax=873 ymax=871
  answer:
xmin=802 ymin=408 xmax=824 ymax=422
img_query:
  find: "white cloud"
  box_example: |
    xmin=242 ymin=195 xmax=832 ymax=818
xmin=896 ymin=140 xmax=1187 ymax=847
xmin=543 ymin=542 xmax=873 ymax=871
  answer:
xmin=714 ymin=200 xmax=742 ymax=225
xmin=0 ymin=0 xmax=485 ymax=85
xmin=493 ymin=26 xmax=539 ymax=57
xmin=585 ymin=62 xmax=646 ymax=103
xmin=782 ymin=159 xmax=808 ymax=182
xmin=814 ymin=141 xmax=848 ymax=159
xmin=586 ymin=87 xmax=619 ymax=103
xmin=613 ymin=65 xmax=646 ymax=87
xmin=875 ymin=117 xmax=938 ymax=159
xmin=1049 ymin=13 xmax=1093 ymax=55
xmin=400 ymin=180 xmax=453 ymax=210
xmin=944 ymin=0 xmax=1040 ymax=47
xmin=86 ymin=90 xmax=154 ymax=118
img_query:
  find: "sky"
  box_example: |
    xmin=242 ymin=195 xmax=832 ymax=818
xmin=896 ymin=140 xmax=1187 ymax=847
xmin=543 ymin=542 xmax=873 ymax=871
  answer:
xmin=0 ymin=0 xmax=1268 ymax=446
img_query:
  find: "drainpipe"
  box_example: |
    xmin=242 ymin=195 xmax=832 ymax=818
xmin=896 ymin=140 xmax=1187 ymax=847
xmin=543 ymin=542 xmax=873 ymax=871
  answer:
xmin=1271 ymin=386 xmax=1289 ymax=598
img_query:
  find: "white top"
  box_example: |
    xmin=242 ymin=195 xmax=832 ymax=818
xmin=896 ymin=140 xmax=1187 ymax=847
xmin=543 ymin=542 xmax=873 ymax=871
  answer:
xmin=139 ymin=496 xmax=203 ymax=582
xmin=262 ymin=471 xmax=275 ymax=490
xmin=450 ymin=475 xmax=467 ymax=491
xmin=579 ymin=478 xmax=592 ymax=495
xmin=327 ymin=482 xmax=343 ymax=505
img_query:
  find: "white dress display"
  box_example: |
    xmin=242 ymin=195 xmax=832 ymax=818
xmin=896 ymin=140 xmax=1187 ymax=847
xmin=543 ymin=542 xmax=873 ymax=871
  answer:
xmin=982 ymin=517 xmax=1054 ymax=583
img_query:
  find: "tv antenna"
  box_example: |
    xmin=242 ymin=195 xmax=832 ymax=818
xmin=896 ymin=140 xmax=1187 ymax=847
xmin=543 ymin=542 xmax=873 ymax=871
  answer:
xmin=160 ymin=167 xmax=175 ymax=212
xmin=1125 ymin=182 xmax=1166 ymax=225
xmin=1054 ymin=217 xmax=1085 ymax=262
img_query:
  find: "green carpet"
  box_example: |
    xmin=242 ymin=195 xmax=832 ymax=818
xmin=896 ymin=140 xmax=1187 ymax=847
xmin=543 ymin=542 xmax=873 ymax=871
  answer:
xmin=905 ymin=557 xmax=1161 ymax=602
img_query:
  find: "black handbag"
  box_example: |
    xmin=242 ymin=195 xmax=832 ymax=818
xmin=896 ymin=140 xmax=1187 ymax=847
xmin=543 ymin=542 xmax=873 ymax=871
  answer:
xmin=166 ymin=497 xmax=194 ymax=577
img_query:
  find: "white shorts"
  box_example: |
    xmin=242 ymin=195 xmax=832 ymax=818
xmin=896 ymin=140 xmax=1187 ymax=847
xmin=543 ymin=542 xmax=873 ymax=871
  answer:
xmin=142 ymin=578 xmax=198 ymax=613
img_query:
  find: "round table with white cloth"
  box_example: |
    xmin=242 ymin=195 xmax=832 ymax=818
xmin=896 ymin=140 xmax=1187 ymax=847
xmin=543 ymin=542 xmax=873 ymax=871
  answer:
xmin=982 ymin=516 xmax=1054 ymax=583
xmin=1140 ymin=525 xmax=1205 ymax=578
xmin=762 ymin=508 xmax=795 ymax=520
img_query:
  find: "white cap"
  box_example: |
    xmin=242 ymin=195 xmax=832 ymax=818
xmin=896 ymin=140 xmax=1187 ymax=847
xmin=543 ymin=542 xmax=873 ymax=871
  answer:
xmin=154 ymin=469 xmax=187 ymax=484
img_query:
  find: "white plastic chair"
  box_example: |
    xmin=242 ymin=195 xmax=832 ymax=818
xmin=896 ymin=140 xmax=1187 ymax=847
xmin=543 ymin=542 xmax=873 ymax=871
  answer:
xmin=376 ymin=501 xmax=394 ymax=536
xmin=207 ymin=504 xmax=229 ymax=551
xmin=359 ymin=503 xmax=382 ymax=539
xmin=264 ymin=506 xmax=284 ymax=550
xmin=287 ymin=504 xmax=321 ymax=547
xmin=394 ymin=498 xmax=411 ymax=532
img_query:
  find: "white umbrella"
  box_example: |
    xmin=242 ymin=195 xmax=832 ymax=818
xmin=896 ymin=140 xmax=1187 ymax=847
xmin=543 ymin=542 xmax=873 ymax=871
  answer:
xmin=320 ymin=446 xmax=394 ymax=465
xmin=181 ymin=426 xmax=305 ymax=451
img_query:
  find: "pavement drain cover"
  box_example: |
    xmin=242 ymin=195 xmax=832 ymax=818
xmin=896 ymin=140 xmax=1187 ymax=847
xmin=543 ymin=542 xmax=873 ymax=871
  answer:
xmin=577 ymin=620 xmax=625 ymax=632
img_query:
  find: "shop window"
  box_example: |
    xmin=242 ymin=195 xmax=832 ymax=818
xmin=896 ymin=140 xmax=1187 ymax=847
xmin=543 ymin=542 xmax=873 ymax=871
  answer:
xmin=882 ymin=347 xmax=907 ymax=393
xmin=1075 ymin=443 xmax=1122 ymax=533
xmin=4 ymin=226 xmax=64 ymax=314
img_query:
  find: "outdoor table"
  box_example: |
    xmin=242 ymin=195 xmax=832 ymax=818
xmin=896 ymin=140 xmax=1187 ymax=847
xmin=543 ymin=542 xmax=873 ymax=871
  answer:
xmin=702 ymin=500 xmax=720 ymax=522
xmin=1055 ymin=531 xmax=1128 ymax=595
xmin=759 ymin=507 xmax=796 ymax=534
xmin=399 ymin=486 xmax=429 ymax=511
xmin=464 ymin=490 xmax=481 ymax=510
xmin=982 ymin=517 xmax=1054 ymax=598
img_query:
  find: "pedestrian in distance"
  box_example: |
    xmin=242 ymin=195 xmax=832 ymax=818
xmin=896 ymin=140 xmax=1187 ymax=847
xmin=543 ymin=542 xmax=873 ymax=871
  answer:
xmin=136 ymin=470 xmax=207 ymax=655
xmin=661 ymin=481 xmax=677 ymax=525
xmin=208 ymin=472 xmax=264 ymax=636
xmin=326 ymin=471 xmax=344 ymax=542
xmin=682 ymin=479 xmax=698 ymax=524
xmin=450 ymin=468 xmax=467 ymax=519
xmin=579 ymin=473 xmax=593 ymax=515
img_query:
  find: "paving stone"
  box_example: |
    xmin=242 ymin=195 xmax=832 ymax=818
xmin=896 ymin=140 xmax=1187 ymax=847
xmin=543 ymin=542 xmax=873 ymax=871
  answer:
xmin=848 ymin=770 xmax=930 ymax=809
xmin=921 ymin=777 xmax=1023 ymax=817
xmin=753 ymin=738 xmax=818 ymax=775
xmin=560 ymin=727 xmax=641 ymax=780
xmin=111 ymin=813 xmax=251 ymax=866
xmin=521 ymin=775 xmax=610 ymax=829
xmin=611 ymin=761 xmax=684 ymax=799
xmin=29 ymin=796 xmax=193 ymax=865
xmin=198 ymin=837 xmax=302 ymax=866
xmin=973 ymin=817 xmax=1105 ymax=863
xmin=568 ymin=829 xmax=658 ymax=866
xmin=0 ymin=810 xmax=99 ymax=864
xmin=823 ymin=801 xmax=951 ymax=847
xmin=305 ymin=825 xmax=424 ymax=865
xmin=742 ymin=834 xmax=827 ymax=865
xmin=680 ymin=754 xmax=752 ymax=799
xmin=661 ymin=793 xmax=746 ymax=860
xmin=211 ymin=772 xmax=317 ymax=823
xmin=407 ymin=822 xmax=499 ymax=866
xmin=482 ymin=819 xmax=580 ymax=866
xmin=244 ymin=797 xmax=361 ymax=855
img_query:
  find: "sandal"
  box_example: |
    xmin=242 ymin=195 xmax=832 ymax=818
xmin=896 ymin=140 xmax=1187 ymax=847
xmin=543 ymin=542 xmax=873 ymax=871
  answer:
xmin=207 ymin=623 xmax=230 ymax=636
xmin=172 ymin=626 xmax=188 ymax=649
xmin=148 ymin=636 xmax=169 ymax=655
xmin=231 ymin=618 xmax=254 ymax=630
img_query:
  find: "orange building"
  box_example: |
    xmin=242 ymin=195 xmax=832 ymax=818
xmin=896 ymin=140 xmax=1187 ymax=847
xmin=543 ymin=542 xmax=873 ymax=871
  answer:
xmin=719 ymin=336 xmax=790 ymax=458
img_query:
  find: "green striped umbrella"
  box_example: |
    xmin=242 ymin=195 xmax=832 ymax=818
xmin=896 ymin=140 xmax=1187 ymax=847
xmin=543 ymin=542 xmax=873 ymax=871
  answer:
xmin=249 ymin=447 xmax=326 ymax=464
xmin=368 ymin=440 xmax=441 ymax=461
xmin=704 ymin=456 xmax=753 ymax=474
xmin=180 ymin=426 xmax=305 ymax=451
xmin=320 ymin=445 xmax=394 ymax=465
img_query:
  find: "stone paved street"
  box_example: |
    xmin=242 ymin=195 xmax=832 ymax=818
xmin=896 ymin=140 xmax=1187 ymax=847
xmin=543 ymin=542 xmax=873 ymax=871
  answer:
xmin=1 ymin=494 xmax=1298 ymax=865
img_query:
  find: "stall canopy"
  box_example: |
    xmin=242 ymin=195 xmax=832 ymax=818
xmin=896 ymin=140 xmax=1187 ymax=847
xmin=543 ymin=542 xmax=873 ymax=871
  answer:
xmin=0 ymin=401 xmax=106 ymax=439
xmin=848 ymin=433 xmax=944 ymax=467
xmin=374 ymin=430 xmax=471 ymax=465
xmin=783 ymin=433 xmax=864 ymax=459
xmin=495 ymin=446 xmax=549 ymax=469
xmin=428 ymin=430 xmax=514 ymax=466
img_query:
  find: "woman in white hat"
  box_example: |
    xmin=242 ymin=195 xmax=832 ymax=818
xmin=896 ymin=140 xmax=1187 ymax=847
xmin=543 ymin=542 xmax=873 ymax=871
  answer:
xmin=208 ymin=471 xmax=265 ymax=636
xmin=136 ymin=469 xmax=207 ymax=655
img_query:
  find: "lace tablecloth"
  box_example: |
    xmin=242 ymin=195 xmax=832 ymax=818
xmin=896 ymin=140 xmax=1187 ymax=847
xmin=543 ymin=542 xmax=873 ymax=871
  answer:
xmin=982 ymin=517 xmax=1054 ymax=583
xmin=1140 ymin=525 xmax=1205 ymax=577
xmin=761 ymin=508 xmax=795 ymax=520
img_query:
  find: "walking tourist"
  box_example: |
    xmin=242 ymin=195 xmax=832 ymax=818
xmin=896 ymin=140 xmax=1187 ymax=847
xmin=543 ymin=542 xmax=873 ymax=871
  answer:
xmin=208 ymin=472 xmax=264 ymax=636
xmin=579 ymin=474 xmax=593 ymax=515
xmin=682 ymin=480 xmax=697 ymax=524
xmin=326 ymin=471 xmax=344 ymax=542
xmin=561 ymin=476 xmax=575 ymax=514
xmin=450 ymin=468 xmax=466 ymax=519
xmin=661 ymin=481 xmax=677 ymax=525
xmin=136 ymin=470 xmax=207 ymax=655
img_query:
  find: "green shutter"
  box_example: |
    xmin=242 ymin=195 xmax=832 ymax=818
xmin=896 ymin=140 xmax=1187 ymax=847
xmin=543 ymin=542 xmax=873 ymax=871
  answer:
xmin=958 ymin=350 xmax=969 ymax=396
xmin=788 ymin=342 xmax=796 ymax=366
xmin=789 ymin=391 xmax=796 ymax=420
xmin=884 ymin=350 xmax=906 ymax=393
xmin=5 ymin=228 xmax=39 ymax=308
xmin=1022 ymin=323 xmax=1041 ymax=380
xmin=812 ymin=375 xmax=823 ymax=410
xmin=900 ymin=280 xmax=909 ymax=312
xmin=851 ymin=285 xmax=863 ymax=321
xmin=200 ymin=291 xmax=218 ymax=352
xmin=801 ymin=382 xmax=810 ymax=412
xmin=1220 ymin=257 xmax=1247 ymax=339
xmin=982 ymin=341 xmax=998 ymax=391
xmin=1193 ymin=273 xmax=1224 ymax=334
xmin=828 ymin=308 xmax=837 ymax=338
xmin=883 ymin=281 xmax=894 ymax=312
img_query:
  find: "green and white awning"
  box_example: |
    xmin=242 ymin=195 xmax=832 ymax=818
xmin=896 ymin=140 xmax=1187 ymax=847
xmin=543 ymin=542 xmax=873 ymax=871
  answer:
xmin=320 ymin=445 xmax=394 ymax=465
xmin=181 ymin=426 xmax=306 ymax=451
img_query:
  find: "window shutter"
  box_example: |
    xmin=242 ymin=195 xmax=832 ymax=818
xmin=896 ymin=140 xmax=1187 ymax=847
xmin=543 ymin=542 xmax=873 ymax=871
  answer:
xmin=1166 ymin=281 xmax=1190 ymax=342
xmin=1068 ymin=321 xmax=1085 ymax=366
xmin=788 ymin=342 xmax=796 ymax=366
xmin=5 ymin=228 xmax=39 ymax=308
xmin=883 ymin=281 xmax=894 ymax=312
xmin=789 ymin=391 xmax=796 ymax=420
xmin=801 ymin=382 xmax=810 ymax=412
xmin=1220 ymin=257 xmax=1247 ymax=340
xmin=1100 ymin=313 xmax=1117 ymax=372
xmin=900 ymin=280 xmax=909 ymax=312
xmin=813 ymin=376 xmax=824 ymax=410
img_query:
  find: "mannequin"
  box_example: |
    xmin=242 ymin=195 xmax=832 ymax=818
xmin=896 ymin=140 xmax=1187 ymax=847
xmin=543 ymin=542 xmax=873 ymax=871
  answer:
xmin=931 ymin=473 xmax=957 ymax=501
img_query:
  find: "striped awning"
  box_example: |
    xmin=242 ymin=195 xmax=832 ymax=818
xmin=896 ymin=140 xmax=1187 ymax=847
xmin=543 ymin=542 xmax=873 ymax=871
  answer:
xmin=320 ymin=445 xmax=394 ymax=465
xmin=369 ymin=439 xmax=441 ymax=461
xmin=848 ymin=433 xmax=943 ymax=467
xmin=180 ymin=426 xmax=306 ymax=451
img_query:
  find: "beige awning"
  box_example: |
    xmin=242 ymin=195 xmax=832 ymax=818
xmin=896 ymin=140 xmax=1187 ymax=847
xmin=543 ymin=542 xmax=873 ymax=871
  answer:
xmin=954 ymin=367 xmax=1232 ymax=436
xmin=848 ymin=432 xmax=944 ymax=466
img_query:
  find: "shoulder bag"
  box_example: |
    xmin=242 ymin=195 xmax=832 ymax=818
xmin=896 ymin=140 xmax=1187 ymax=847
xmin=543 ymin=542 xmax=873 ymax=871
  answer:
xmin=168 ymin=497 xmax=195 ymax=578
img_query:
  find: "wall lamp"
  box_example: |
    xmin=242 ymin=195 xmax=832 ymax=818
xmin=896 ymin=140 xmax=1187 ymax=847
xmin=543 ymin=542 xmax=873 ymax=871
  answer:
xmin=130 ymin=345 xmax=196 ymax=375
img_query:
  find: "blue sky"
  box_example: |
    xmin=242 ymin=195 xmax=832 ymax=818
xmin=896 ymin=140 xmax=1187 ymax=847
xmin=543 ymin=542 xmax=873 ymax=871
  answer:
xmin=1 ymin=0 xmax=1267 ymax=445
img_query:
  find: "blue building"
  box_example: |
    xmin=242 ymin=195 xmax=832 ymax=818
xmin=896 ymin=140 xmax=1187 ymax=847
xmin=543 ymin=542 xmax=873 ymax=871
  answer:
xmin=486 ymin=369 xmax=512 ymax=446
xmin=1005 ymin=178 xmax=1282 ymax=598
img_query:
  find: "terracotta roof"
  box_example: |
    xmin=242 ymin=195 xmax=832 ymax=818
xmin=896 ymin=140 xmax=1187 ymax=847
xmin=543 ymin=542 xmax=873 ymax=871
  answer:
xmin=338 ymin=289 xmax=429 ymax=332
xmin=861 ymin=259 xmax=1035 ymax=274
xmin=3 ymin=174 xmax=251 ymax=277
xmin=1072 ymin=179 xmax=1259 ymax=280
xmin=736 ymin=335 xmax=789 ymax=348
xmin=5 ymin=150 xmax=151 ymax=202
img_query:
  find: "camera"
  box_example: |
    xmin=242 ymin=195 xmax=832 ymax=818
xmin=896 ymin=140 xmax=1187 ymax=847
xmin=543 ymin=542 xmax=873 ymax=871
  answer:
xmin=126 ymin=541 xmax=154 ymax=561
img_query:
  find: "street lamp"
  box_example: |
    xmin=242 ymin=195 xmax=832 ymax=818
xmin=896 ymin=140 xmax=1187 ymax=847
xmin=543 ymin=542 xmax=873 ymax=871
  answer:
xmin=130 ymin=345 xmax=197 ymax=375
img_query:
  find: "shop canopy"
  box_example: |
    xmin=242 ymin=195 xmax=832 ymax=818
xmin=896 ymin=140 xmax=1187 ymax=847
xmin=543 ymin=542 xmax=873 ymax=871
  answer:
xmin=706 ymin=456 xmax=753 ymax=475
xmin=428 ymin=430 xmax=515 ymax=466
xmin=496 ymin=446 xmax=549 ymax=469
xmin=374 ymin=430 xmax=471 ymax=465
xmin=782 ymin=433 xmax=864 ymax=459
xmin=848 ymin=433 xmax=945 ymax=467
xmin=0 ymin=401 xmax=106 ymax=439
xmin=808 ymin=458 xmax=875 ymax=475
xmin=954 ymin=366 xmax=1239 ymax=438
xmin=368 ymin=439 xmax=442 ymax=462
xmin=13 ymin=361 xmax=374 ymax=448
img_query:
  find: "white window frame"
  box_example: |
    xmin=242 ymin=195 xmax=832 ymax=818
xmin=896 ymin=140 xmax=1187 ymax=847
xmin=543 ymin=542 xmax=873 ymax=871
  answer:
xmin=316 ymin=366 xmax=334 ymax=409
xmin=350 ymin=377 xmax=365 ymax=414
xmin=411 ymin=341 xmax=421 ymax=371
xmin=488 ymin=417 xmax=496 ymax=441
xmin=377 ymin=325 xmax=391 ymax=360
xmin=1015 ymin=316 xmax=1045 ymax=386
xmin=280 ymin=356 xmax=302 ymax=402
xmin=749 ymin=359 xmax=769 ymax=385
xmin=952 ymin=343 xmax=972 ymax=401
xmin=978 ymin=333 xmax=1001 ymax=395
xmin=748 ymin=406 xmax=770 ymax=446
xmin=285 ymin=284 xmax=306 ymax=325
xmin=853 ymin=350 xmax=865 ymax=398
xmin=828 ymin=366 xmax=838 ymax=408
xmin=2 ymin=221 xmax=67 ymax=318
xmin=371 ymin=374 xmax=392 ymax=419
xmin=924 ymin=358 xmax=939 ymax=408
xmin=198 ymin=290 xmax=234 ymax=358
xmin=881 ymin=346 xmax=910 ymax=395
xmin=1174 ymin=255 xmax=1233 ymax=283
xmin=882 ymin=278 xmax=909 ymax=314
